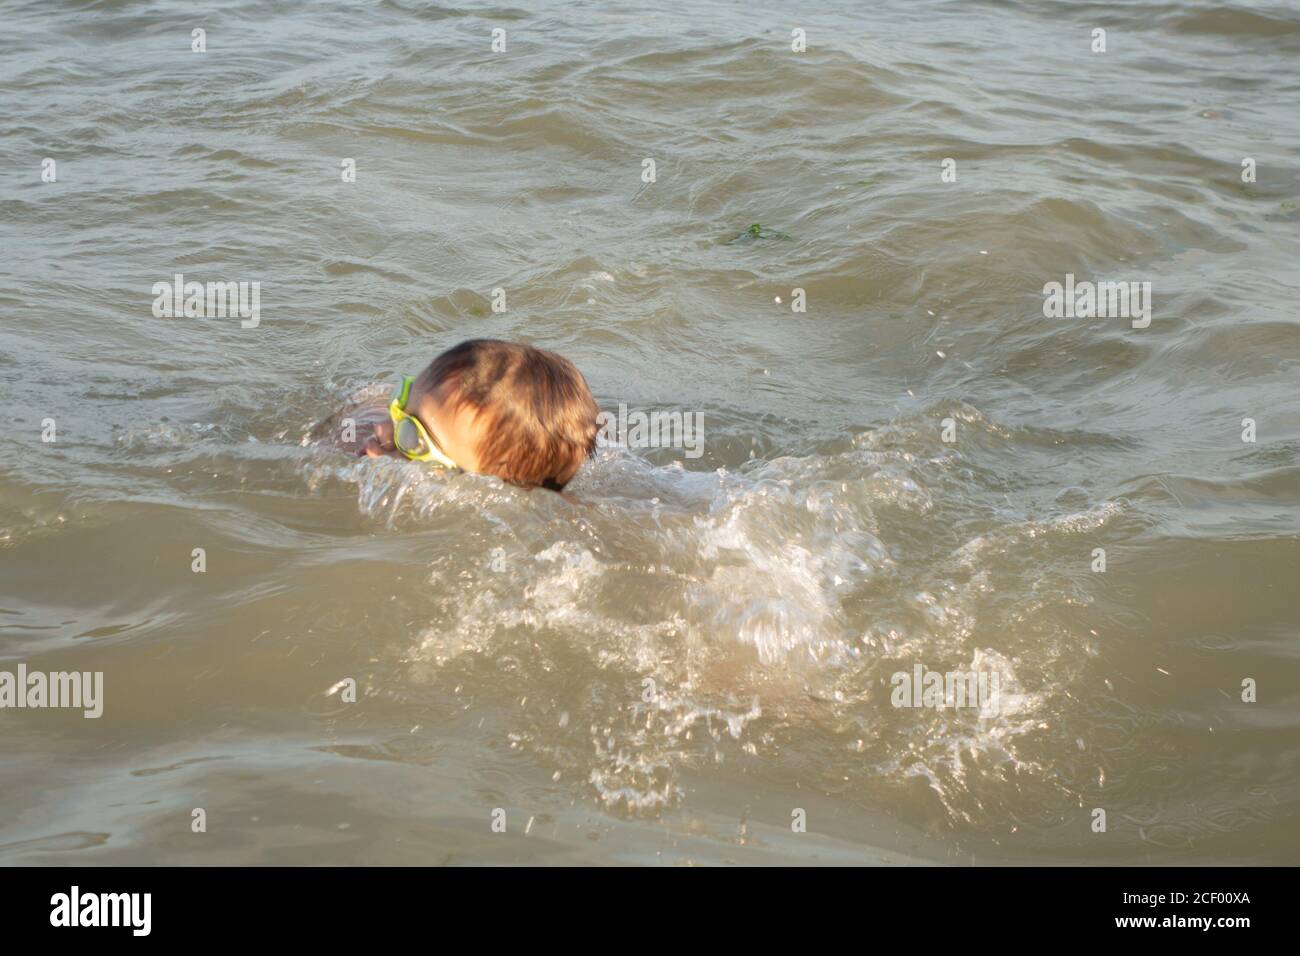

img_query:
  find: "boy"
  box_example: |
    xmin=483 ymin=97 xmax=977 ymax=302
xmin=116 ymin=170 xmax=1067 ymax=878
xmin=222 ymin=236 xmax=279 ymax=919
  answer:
xmin=337 ymin=339 xmax=599 ymax=491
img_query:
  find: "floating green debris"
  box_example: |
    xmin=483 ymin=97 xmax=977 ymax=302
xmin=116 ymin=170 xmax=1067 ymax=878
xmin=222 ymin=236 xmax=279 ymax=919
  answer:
xmin=1265 ymin=200 xmax=1299 ymax=223
xmin=728 ymin=223 xmax=793 ymax=244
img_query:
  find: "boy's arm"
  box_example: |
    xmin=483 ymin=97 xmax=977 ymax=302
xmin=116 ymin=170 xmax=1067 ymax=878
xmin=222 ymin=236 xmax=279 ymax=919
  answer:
xmin=308 ymin=403 xmax=395 ymax=457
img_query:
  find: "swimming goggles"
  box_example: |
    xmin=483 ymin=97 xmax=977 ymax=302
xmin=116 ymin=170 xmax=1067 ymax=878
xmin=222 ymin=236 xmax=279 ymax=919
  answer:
xmin=389 ymin=376 xmax=459 ymax=470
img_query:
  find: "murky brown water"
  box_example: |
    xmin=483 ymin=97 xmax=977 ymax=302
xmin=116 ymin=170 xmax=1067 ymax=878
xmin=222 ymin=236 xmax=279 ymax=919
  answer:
xmin=1 ymin=0 xmax=1298 ymax=865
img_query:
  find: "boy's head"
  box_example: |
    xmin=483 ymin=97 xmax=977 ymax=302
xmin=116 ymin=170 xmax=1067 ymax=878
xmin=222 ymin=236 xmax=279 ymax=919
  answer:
xmin=394 ymin=339 xmax=598 ymax=491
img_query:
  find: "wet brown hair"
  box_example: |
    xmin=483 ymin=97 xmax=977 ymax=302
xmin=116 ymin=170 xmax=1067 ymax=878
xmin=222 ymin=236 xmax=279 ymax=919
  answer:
xmin=414 ymin=339 xmax=599 ymax=491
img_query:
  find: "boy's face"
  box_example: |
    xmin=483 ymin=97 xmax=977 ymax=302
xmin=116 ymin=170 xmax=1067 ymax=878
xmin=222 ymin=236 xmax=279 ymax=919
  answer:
xmin=361 ymin=387 xmax=487 ymax=473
